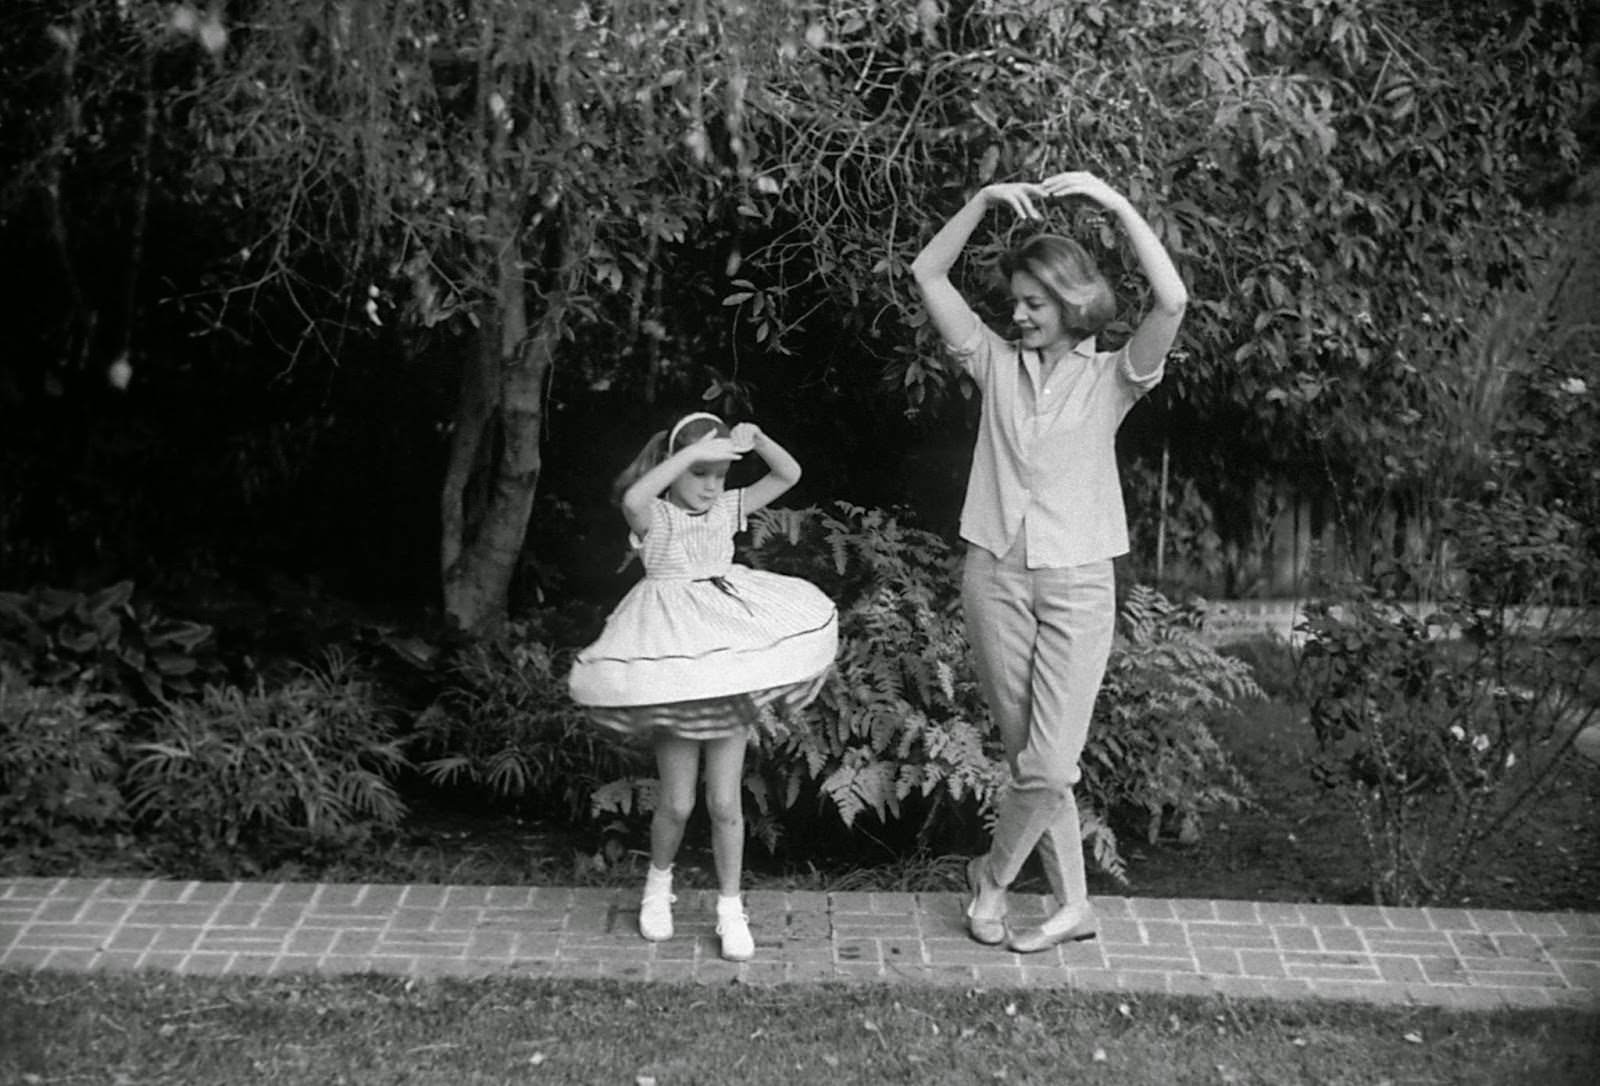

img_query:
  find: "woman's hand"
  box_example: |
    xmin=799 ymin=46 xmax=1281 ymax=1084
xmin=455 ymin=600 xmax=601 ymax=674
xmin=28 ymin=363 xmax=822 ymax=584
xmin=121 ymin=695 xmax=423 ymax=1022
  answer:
xmin=1037 ymin=171 xmax=1129 ymax=211
xmin=980 ymin=182 xmax=1051 ymax=220
xmin=1038 ymin=171 xmax=1186 ymax=376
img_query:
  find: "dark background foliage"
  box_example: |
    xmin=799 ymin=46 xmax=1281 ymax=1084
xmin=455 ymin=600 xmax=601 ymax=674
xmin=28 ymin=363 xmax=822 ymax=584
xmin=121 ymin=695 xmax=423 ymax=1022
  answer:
xmin=1 ymin=0 xmax=1594 ymax=613
xmin=1 ymin=1 xmax=1597 ymax=906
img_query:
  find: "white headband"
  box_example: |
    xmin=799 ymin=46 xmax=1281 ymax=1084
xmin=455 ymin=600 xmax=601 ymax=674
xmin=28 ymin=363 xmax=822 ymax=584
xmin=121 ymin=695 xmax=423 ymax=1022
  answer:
xmin=667 ymin=411 xmax=724 ymax=450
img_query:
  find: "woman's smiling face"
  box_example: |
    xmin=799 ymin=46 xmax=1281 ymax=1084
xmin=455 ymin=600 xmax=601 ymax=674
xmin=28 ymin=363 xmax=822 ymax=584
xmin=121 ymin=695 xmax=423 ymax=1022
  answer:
xmin=1009 ymin=270 xmax=1067 ymax=351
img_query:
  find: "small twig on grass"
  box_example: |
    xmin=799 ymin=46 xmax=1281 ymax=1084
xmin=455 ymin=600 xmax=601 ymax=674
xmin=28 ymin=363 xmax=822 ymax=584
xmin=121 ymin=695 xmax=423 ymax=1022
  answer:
xmin=895 ymin=1000 xmax=940 ymax=1024
xmin=1215 ymin=997 xmax=1249 ymax=1037
xmin=862 ymin=1018 xmax=889 ymax=1051
xmin=157 ymin=1002 xmax=236 ymax=1020
xmin=28 ymin=980 xmax=100 ymax=1006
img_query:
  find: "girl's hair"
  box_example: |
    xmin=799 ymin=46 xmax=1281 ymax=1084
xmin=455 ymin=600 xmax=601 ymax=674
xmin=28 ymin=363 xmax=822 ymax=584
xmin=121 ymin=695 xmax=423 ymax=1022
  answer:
xmin=998 ymin=233 xmax=1116 ymax=336
xmin=609 ymin=411 xmax=731 ymax=506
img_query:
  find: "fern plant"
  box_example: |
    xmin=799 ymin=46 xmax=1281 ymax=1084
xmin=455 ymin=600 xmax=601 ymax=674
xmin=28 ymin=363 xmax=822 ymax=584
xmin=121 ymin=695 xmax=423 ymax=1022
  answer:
xmin=590 ymin=503 xmax=1264 ymax=881
xmin=748 ymin=505 xmax=1261 ymax=878
xmin=1081 ymin=586 xmax=1261 ymax=856
xmin=743 ymin=504 xmax=1005 ymax=840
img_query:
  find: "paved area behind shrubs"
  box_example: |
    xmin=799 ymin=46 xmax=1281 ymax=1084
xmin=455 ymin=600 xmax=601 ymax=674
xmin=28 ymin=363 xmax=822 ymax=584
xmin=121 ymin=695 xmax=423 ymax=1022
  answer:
xmin=3 ymin=877 xmax=1597 ymax=1010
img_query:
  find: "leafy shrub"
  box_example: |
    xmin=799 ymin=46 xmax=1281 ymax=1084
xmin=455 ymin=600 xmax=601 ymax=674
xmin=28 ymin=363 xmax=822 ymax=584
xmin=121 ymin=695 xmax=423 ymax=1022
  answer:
xmin=413 ymin=627 xmax=644 ymax=821
xmin=1497 ymin=330 xmax=1600 ymax=593
xmin=0 ymin=674 xmax=128 ymax=848
xmin=126 ymin=653 xmax=406 ymax=872
xmin=1299 ymin=263 xmax=1600 ymax=904
xmin=1083 ymin=588 xmax=1261 ymax=863
xmin=594 ymin=502 xmax=1262 ymax=878
xmin=1444 ymin=490 xmax=1586 ymax=608
xmin=0 ymin=581 xmax=224 ymax=706
xmin=1217 ymin=634 xmax=1301 ymax=702
xmin=1121 ymin=457 xmax=1227 ymax=597
xmin=738 ymin=504 xmax=1005 ymax=851
xmin=1300 ymin=569 xmax=1598 ymax=906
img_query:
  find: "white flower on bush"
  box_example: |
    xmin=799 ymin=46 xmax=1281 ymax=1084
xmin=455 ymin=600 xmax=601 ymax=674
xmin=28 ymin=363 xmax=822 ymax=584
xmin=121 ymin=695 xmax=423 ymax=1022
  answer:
xmin=169 ymin=4 xmax=227 ymax=56
xmin=1505 ymin=752 xmax=1517 ymax=770
xmin=1449 ymin=724 xmax=1466 ymax=742
xmin=1472 ymin=733 xmax=1490 ymax=753
xmin=1559 ymin=377 xmax=1588 ymax=396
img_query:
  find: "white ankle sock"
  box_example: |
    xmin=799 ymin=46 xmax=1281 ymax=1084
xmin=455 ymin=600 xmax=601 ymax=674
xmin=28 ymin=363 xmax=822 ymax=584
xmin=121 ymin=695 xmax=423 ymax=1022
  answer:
xmin=638 ymin=865 xmax=675 ymax=942
xmin=715 ymin=895 xmax=753 ymax=961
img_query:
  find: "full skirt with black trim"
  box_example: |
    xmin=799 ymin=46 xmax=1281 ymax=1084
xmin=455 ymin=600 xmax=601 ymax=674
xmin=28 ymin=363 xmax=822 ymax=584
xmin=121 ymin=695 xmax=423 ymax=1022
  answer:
xmin=567 ymin=565 xmax=838 ymax=741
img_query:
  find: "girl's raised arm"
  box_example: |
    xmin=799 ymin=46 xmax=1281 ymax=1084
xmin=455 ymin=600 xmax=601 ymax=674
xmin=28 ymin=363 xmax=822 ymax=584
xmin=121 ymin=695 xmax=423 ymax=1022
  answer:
xmin=732 ymin=424 xmax=801 ymax=516
xmin=620 ymin=435 xmax=740 ymax=535
xmin=911 ymin=183 xmax=1047 ymax=349
xmin=1040 ymin=172 xmax=1187 ymax=378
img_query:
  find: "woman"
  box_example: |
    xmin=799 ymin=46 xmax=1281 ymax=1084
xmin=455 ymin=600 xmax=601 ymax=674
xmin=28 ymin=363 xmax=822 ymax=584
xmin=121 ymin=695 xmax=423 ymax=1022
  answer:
xmin=910 ymin=172 xmax=1187 ymax=952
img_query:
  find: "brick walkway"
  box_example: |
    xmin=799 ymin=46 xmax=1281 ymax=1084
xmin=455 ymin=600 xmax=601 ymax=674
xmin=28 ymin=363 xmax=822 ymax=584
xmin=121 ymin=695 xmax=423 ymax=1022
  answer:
xmin=3 ymin=877 xmax=1597 ymax=1010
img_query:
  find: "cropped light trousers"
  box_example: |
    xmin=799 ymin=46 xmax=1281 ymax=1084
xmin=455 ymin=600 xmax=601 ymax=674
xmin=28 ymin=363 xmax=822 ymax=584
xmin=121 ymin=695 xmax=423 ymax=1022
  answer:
xmin=961 ymin=539 xmax=1116 ymax=906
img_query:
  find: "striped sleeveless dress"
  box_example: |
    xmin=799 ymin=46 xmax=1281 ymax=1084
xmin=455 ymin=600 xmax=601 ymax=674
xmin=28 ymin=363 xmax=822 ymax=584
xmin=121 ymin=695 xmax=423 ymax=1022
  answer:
xmin=567 ymin=490 xmax=838 ymax=740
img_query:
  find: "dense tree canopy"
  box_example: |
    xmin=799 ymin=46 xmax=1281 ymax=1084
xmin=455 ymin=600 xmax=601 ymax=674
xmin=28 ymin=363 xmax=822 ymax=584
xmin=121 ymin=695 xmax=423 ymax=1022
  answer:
xmin=1 ymin=0 xmax=1593 ymax=621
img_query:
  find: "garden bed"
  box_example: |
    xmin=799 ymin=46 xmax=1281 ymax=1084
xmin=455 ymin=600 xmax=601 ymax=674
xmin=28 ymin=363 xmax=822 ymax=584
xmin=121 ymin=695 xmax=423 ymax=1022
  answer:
xmin=375 ymin=696 xmax=1600 ymax=912
xmin=1110 ymin=700 xmax=1600 ymax=911
xmin=14 ymin=692 xmax=1596 ymax=914
xmin=5 ymin=569 xmax=1597 ymax=913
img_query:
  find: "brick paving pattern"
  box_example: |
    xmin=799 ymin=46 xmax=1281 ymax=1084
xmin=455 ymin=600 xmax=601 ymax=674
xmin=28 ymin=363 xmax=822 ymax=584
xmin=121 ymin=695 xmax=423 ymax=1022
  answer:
xmin=3 ymin=877 xmax=1597 ymax=1009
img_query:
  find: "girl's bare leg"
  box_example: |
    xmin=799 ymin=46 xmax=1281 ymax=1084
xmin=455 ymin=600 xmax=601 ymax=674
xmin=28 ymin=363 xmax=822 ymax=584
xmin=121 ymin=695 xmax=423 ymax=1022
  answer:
xmin=650 ymin=734 xmax=702 ymax=867
xmin=700 ymin=733 xmax=748 ymax=897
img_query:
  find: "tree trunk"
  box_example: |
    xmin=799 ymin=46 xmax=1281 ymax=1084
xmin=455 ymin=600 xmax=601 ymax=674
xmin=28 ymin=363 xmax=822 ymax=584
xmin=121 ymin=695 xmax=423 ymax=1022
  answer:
xmin=440 ymin=209 xmax=563 ymax=633
xmin=439 ymin=7 xmax=588 ymax=633
xmin=441 ymin=327 xmax=552 ymax=633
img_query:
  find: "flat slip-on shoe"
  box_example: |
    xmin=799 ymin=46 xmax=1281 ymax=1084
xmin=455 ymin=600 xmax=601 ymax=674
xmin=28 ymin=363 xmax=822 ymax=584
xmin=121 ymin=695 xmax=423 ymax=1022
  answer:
xmin=1008 ymin=904 xmax=1097 ymax=954
xmin=964 ymin=856 xmax=1008 ymax=946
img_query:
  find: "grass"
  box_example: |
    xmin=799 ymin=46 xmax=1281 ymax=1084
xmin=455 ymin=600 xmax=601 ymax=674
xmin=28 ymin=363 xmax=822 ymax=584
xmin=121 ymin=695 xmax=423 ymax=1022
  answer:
xmin=3 ymin=972 xmax=1595 ymax=1086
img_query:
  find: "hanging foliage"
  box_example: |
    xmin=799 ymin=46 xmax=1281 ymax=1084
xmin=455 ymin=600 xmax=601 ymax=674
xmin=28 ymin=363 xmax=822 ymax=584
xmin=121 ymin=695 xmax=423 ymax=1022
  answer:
xmin=1 ymin=0 xmax=1589 ymax=615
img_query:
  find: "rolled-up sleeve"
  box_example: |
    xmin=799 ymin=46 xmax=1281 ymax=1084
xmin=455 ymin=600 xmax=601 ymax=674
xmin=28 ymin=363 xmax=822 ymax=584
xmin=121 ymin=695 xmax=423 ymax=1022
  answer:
xmin=946 ymin=316 xmax=1002 ymax=386
xmin=1115 ymin=344 xmax=1164 ymax=397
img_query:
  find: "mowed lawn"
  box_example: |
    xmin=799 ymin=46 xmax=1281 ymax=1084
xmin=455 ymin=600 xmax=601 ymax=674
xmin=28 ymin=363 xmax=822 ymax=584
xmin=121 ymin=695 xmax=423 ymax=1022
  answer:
xmin=2 ymin=972 xmax=1594 ymax=1085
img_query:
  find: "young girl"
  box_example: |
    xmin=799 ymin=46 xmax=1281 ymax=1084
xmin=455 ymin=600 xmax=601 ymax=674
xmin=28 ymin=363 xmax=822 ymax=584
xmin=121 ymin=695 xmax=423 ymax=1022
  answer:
xmin=568 ymin=412 xmax=838 ymax=961
xmin=910 ymin=171 xmax=1187 ymax=952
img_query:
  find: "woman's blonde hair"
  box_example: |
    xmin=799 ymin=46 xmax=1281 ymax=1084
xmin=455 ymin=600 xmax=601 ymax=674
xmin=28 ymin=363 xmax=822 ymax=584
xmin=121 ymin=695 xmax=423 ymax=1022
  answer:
xmin=609 ymin=412 xmax=731 ymax=506
xmin=999 ymin=234 xmax=1116 ymax=336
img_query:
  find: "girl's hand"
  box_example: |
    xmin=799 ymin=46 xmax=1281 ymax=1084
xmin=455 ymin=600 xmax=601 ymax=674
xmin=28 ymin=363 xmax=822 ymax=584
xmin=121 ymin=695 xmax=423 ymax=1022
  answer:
xmin=684 ymin=433 xmax=742 ymax=463
xmin=980 ymin=182 xmax=1049 ymax=220
xmin=1038 ymin=171 xmax=1128 ymax=210
xmin=729 ymin=423 xmax=761 ymax=454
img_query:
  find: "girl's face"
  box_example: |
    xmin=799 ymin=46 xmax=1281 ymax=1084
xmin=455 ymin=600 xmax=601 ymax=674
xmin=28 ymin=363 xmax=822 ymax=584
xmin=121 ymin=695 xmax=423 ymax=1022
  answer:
xmin=667 ymin=458 xmax=729 ymax=513
xmin=1009 ymin=270 xmax=1068 ymax=351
